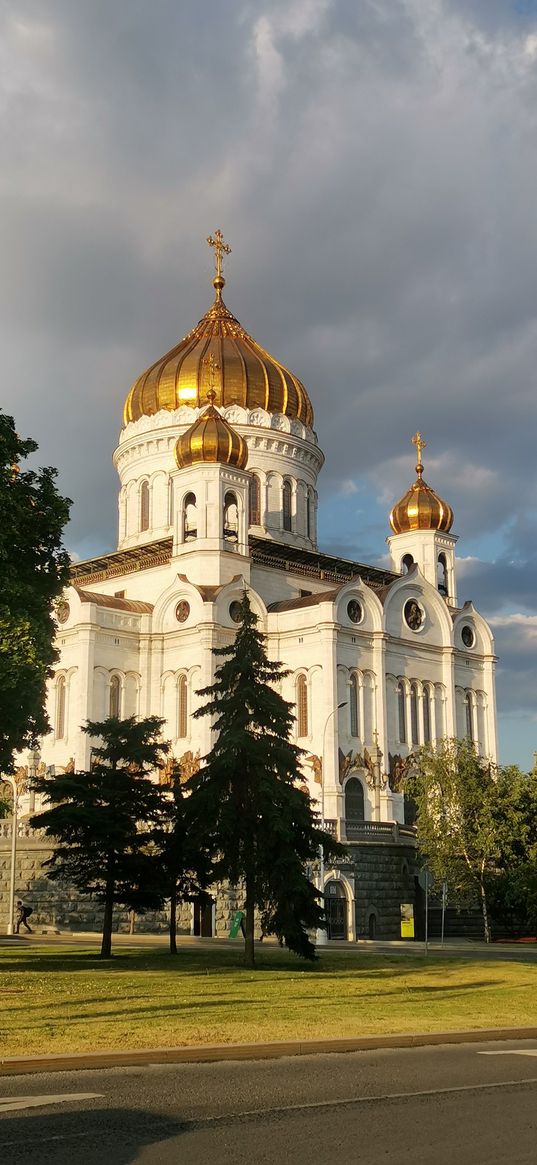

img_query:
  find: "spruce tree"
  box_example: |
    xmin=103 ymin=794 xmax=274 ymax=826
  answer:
xmin=153 ymin=763 xmax=210 ymax=954
xmin=186 ymin=592 xmax=344 ymax=967
xmin=31 ymin=716 xmax=169 ymax=957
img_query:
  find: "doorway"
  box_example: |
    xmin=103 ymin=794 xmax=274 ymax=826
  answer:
xmin=325 ymin=881 xmax=347 ymax=940
xmin=193 ymin=897 xmax=214 ymax=937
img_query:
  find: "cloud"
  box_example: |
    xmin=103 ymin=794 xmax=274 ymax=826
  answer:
xmin=2 ymin=0 xmax=537 ymax=763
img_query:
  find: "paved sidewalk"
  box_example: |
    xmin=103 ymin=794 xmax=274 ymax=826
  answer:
xmin=2 ymin=931 xmax=537 ymax=958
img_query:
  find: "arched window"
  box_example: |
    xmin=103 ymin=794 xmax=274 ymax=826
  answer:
xmin=345 ymin=777 xmax=365 ymax=822
xmin=140 ymin=480 xmax=150 ymax=532
xmin=410 ymin=682 xmax=419 ymax=747
xmin=109 ymin=674 xmax=121 ymax=719
xmin=397 ymin=681 xmax=406 ymax=744
xmin=168 ymin=479 xmax=174 ymax=527
xmin=401 ymin=553 xmax=414 ymax=575
xmin=249 ymin=475 xmax=260 ymax=526
xmin=423 ymin=686 xmax=432 ymax=744
xmin=437 ymin=553 xmax=448 ymax=597
xmin=306 ymin=490 xmax=312 ymax=539
xmin=56 ymin=675 xmax=66 ymax=739
xmin=349 ymin=674 xmax=359 ymax=738
xmin=283 ymin=480 xmax=292 ymax=532
xmin=465 ymin=691 xmax=473 ymax=740
xmin=178 ymin=675 xmax=188 ymax=739
xmin=296 ymin=674 xmax=308 ymax=737
xmin=223 ymin=491 xmax=239 ymax=542
xmin=183 ymin=492 xmax=197 ymax=541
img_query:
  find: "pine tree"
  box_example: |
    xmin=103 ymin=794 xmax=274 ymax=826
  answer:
xmin=153 ymin=763 xmax=210 ymax=954
xmin=186 ymin=592 xmax=345 ymax=967
xmin=31 ymin=716 xmax=169 ymax=957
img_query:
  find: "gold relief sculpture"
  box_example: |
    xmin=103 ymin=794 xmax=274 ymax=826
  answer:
xmin=14 ymin=766 xmax=28 ymax=794
xmin=64 ymin=757 xmax=75 ymax=774
xmin=161 ymin=750 xmax=201 ymax=787
xmin=305 ymin=754 xmax=322 ymax=785
xmin=388 ymin=753 xmax=412 ymax=792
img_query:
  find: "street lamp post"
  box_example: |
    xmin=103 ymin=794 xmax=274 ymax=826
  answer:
xmin=317 ymin=700 xmax=347 ymax=947
xmin=1 ymin=775 xmax=18 ymax=935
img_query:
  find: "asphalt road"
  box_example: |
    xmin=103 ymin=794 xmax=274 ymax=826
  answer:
xmin=2 ymin=1040 xmax=537 ymax=1163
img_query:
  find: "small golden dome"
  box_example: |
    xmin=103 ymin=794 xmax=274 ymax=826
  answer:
xmin=174 ymin=391 xmax=248 ymax=471
xmin=124 ymin=231 xmax=313 ymax=428
xmin=389 ymin=432 xmax=454 ymax=535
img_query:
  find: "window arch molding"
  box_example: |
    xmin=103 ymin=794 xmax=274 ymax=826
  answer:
xmin=139 ymin=479 xmax=150 ymax=532
xmin=177 ymin=673 xmax=188 ymax=739
xmin=109 ymin=673 xmax=122 ymax=719
xmin=55 ymin=673 xmax=67 ymax=740
xmin=182 ymin=491 xmax=197 ymax=542
xmin=295 ymin=672 xmax=309 ymax=738
xmin=282 ymin=479 xmax=293 ymax=533
xmin=249 ymin=472 xmax=261 ymax=526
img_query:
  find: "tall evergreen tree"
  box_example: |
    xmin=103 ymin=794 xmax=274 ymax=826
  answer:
xmin=186 ymin=592 xmax=344 ymax=967
xmin=31 ymin=716 xmax=169 ymax=957
xmin=153 ymin=763 xmax=210 ymax=954
xmin=0 ymin=413 xmax=71 ymax=772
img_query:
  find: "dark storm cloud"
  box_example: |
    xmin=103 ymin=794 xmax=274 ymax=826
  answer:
xmin=1 ymin=0 xmax=537 ymax=759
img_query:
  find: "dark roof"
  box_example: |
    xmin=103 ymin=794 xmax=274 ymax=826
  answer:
xmin=75 ymin=588 xmax=154 ymax=614
xmin=70 ymin=538 xmax=173 ymax=585
xmin=268 ymin=589 xmax=340 ymax=613
xmin=249 ymin=535 xmax=397 ymax=589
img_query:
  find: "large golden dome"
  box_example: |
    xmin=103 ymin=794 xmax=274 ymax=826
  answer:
xmin=175 ymin=392 xmax=248 ymax=470
xmin=123 ymin=231 xmax=313 ymax=428
xmin=389 ymin=432 xmax=454 ymax=535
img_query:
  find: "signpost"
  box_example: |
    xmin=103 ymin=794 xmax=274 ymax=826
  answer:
xmin=418 ymin=867 xmax=434 ymax=954
xmin=441 ymin=880 xmax=448 ymax=948
xmin=229 ymin=910 xmax=244 ymax=939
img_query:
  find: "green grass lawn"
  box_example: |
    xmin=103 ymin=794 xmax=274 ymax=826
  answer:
xmin=1 ymin=944 xmax=537 ymax=1058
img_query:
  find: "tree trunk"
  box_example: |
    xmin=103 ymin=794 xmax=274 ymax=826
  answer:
xmin=169 ymin=883 xmax=177 ymax=955
xmin=479 ymin=875 xmax=491 ymax=944
xmin=243 ymin=879 xmax=256 ymax=969
xmin=100 ymin=858 xmax=115 ymax=958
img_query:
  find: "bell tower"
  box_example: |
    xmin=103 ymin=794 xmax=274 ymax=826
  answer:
xmin=387 ymin=432 xmax=458 ymax=605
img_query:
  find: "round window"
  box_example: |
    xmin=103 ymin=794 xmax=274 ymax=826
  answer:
xmin=229 ymin=600 xmax=243 ymax=624
xmin=461 ymin=625 xmax=475 ymax=648
xmin=404 ymin=599 xmax=423 ymax=631
xmin=175 ymin=600 xmax=190 ymax=624
xmin=347 ymin=599 xmax=363 ymax=625
xmin=56 ymin=600 xmax=70 ymax=625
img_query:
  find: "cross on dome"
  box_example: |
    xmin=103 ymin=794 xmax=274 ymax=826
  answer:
xmin=411 ymin=430 xmax=427 ymax=478
xmin=207 ymin=229 xmax=231 ymax=282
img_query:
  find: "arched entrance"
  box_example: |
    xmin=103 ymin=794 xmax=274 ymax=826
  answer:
xmin=325 ymin=880 xmax=347 ymax=940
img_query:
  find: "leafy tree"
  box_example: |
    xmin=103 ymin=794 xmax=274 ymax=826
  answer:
xmin=487 ymin=864 xmax=537 ymax=939
xmin=0 ymin=413 xmax=71 ymax=772
xmin=186 ymin=591 xmax=345 ymax=968
xmin=153 ymin=764 xmax=210 ymax=955
xmin=31 ymin=716 xmax=169 ymax=957
xmin=407 ymin=738 xmax=499 ymax=942
xmin=493 ymin=766 xmax=537 ymax=868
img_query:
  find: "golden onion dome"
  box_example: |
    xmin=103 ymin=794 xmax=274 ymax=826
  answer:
xmin=389 ymin=432 xmax=454 ymax=535
xmin=123 ymin=230 xmax=313 ymax=428
xmin=174 ymin=391 xmax=248 ymax=471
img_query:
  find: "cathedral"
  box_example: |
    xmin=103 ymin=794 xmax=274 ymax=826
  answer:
xmin=26 ymin=231 xmax=497 ymax=940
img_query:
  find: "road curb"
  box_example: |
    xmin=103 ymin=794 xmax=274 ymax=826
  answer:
xmin=2 ymin=1026 xmax=537 ymax=1076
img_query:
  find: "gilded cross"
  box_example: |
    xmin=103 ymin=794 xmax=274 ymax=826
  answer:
xmin=207 ymin=229 xmax=231 ymax=279
xmin=411 ymin=431 xmax=427 ymax=473
xmin=203 ymin=353 xmax=220 ymax=401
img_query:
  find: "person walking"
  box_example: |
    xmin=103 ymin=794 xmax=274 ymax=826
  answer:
xmin=14 ymin=900 xmax=33 ymax=934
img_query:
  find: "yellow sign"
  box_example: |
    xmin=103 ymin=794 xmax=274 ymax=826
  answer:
xmin=400 ymin=903 xmax=415 ymax=939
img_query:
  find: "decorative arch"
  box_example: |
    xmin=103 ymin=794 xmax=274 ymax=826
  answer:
xmin=223 ymin=491 xmax=239 ymax=543
xmin=282 ymin=479 xmax=292 ymax=532
xmin=55 ymin=674 xmax=66 ymax=740
xmin=249 ymin=473 xmax=261 ymax=526
xmin=183 ymin=491 xmax=197 ymax=542
xmin=178 ymin=674 xmax=188 ymax=738
xmin=344 ymin=775 xmax=365 ymax=822
xmin=109 ymin=673 xmax=122 ymax=719
xmin=139 ymin=479 xmax=150 ymax=532
xmin=296 ymin=673 xmax=308 ymax=738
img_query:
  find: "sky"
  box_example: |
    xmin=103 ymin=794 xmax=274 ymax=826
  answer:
xmin=1 ymin=0 xmax=537 ymax=767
